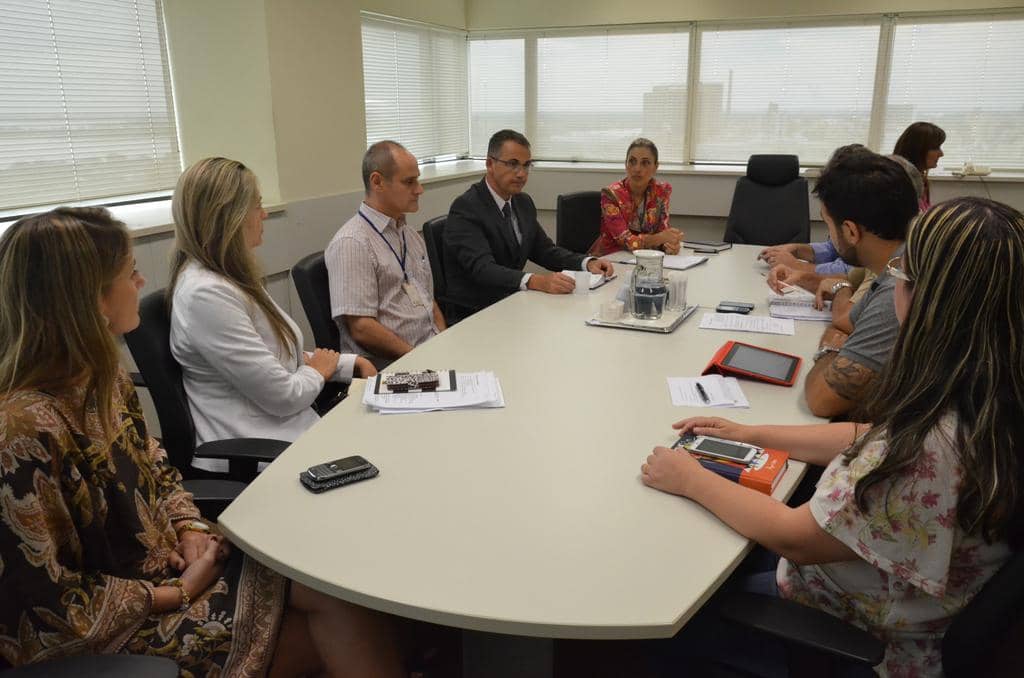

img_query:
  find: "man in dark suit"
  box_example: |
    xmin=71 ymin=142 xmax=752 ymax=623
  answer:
xmin=443 ymin=129 xmax=615 ymax=318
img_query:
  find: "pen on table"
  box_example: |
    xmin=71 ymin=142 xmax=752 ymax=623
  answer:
xmin=695 ymin=382 xmax=711 ymax=404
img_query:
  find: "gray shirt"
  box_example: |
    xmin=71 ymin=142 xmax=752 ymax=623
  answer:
xmin=840 ymin=245 xmax=903 ymax=373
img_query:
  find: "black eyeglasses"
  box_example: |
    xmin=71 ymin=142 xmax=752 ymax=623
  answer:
xmin=489 ymin=156 xmax=534 ymax=172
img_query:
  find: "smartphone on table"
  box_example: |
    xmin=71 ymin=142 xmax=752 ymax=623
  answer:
xmin=672 ymin=433 xmax=761 ymax=465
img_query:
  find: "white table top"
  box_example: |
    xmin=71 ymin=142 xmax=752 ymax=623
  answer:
xmin=218 ymin=244 xmax=825 ymax=640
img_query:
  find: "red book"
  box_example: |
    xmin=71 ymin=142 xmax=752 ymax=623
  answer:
xmin=693 ymin=448 xmax=790 ymax=495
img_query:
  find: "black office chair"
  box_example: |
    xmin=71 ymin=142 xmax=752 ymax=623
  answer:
xmin=716 ymin=547 xmax=1024 ymax=677
xmin=556 ymin=191 xmax=602 ymax=254
xmin=291 ymin=251 xmax=341 ymax=351
xmin=124 ymin=290 xmax=289 ymax=491
xmin=290 ymin=252 xmax=351 ymax=412
xmin=723 ymin=155 xmax=810 ymax=246
xmin=2 ymin=654 xmax=179 ymax=677
xmin=422 ymin=215 xmax=474 ymax=325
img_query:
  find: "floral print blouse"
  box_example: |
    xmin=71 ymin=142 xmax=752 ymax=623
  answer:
xmin=589 ymin=177 xmax=672 ymax=256
xmin=778 ymin=416 xmax=1010 ymax=677
xmin=0 ymin=372 xmax=286 ymax=676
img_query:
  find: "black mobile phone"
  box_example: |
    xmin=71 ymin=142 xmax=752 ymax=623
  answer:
xmin=722 ymin=301 xmax=755 ymax=309
xmin=716 ymin=303 xmax=752 ymax=314
xmin=306 ymin=455 xmax=372 ymax=482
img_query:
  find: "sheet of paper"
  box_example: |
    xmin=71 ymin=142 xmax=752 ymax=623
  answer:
xmin=560 ymin=271 xmax=616 ymax=289
xmin=698 ymin=312 xmax=795 ymax=336
xmin=608 ymin=253 xmax=707 ymax=271
xmin=667 ymin=375 xmax=750 ymax=408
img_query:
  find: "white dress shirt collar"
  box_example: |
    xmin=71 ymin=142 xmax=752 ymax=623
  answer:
xmin=359 ymin=202 xmax=405 ymax=232
xmin=484 ymin=177 xmax=513 ymax=214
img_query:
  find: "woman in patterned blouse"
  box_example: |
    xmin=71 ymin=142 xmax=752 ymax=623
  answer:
xmin=0 ymin=208 xmax=403 ymax=676
xmin=643 ymin=197 xmax=1024 ymax=677
xmin=588 ymin=138 xmax=683 ymax=257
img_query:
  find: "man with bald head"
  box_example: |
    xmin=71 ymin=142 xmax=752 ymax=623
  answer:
xmin=326 ymin=140 xmax=445 ymax=368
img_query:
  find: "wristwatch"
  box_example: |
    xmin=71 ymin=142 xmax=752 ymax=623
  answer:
xmin=814 ymin=345 xmax=841 ymax=362
xmin=177 ymin=520 xmax=211 ymax=536
xmin=829 ymin=280 xmax=853 ymax=297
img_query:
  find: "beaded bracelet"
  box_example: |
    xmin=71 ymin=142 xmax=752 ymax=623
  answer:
xmin=164 ymin=577 xmax=190 ymax=612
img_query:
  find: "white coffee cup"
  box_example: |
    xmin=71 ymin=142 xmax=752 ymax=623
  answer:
xmin=599 ymin=299 xmax=625 ymax=321
xmin=573 ymin=270 xmax=592 ymax=294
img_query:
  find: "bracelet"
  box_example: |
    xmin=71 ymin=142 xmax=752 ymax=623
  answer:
xmin=164 ymin=577 xmax=190 ymax=611
xmin=176 ymin=520 xmax=211 ymax=537
xmin=829 ymin=280 xmax=853 ymax=297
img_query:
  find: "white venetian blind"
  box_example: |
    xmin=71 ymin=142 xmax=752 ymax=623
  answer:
xmin=0 ymin=0 xmax=182 ymax=213
xmin=468 ymin=38 xmax=525 ymax=157
xmin=692 ymin=22 xmax=879 ymax=165
xmin=881 ymin=14 xmax=1024 ymax=171
xmin=361 ymin=15 xmax=469 ymax=161
xmin=534 ymin=29 xmax=690 ymax=163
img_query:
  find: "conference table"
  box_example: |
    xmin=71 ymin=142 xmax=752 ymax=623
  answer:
xmin=218 ymin=244 xmax=826 ymax=676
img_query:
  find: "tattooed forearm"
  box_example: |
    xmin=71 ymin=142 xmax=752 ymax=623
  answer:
xmin=823 ymin=355 xmax=878 ymax=402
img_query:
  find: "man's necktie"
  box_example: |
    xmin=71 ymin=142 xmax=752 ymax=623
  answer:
xmin=502 ymin=202 xmax=521 ymax=245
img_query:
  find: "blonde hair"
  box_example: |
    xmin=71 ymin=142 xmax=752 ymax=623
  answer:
xmin=0 ymin=208 xmax=130 ymax=439
xmin=849 ymin=197 xmax=1024 ymax=546
xmin=169 ymin=157 xmax=297 ymax=357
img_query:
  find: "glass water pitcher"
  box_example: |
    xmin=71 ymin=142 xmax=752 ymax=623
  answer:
xmin=629 ymin=249 xmax=668 ymax=320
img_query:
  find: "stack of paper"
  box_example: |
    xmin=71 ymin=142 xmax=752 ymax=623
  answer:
xmin=362 ymin=371 xmax=505 ymax=415
xmin=767 ymin=288 xmax=832 ymax=322
xmin=667 ymin=375 xmax=750 ymax=408
xmin=559 ymin=270 xmax=616 ymax=290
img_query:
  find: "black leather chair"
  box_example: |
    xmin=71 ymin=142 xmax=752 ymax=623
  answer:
xmin=291 ymin=251 xmax=340 ymax=351
xmin=2 ymin=654 xmax=179 ymax=677
xmin=422 ymin=215 xmax=474 ymax=325
xmin=716 ymin=547 xmax=1024 ymax=677
xmin=124 ymin=290 xmax=288 ymax=492
xmin=723 ymin=155 xmax=810 ymax=246
xmin=556 ymin=191 xmax=602 ymax=254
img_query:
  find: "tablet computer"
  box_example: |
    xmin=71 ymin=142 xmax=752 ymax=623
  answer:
xmin=703 ymin=341 xmax=802 ymax=387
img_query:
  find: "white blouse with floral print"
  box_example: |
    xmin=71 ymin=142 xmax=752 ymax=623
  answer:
xmin=778 ymin=416 xmax=1011 ymax=677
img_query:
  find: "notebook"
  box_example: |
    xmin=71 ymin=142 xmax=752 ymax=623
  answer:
xmin=766 ymin=288 xmax=832 ymax=321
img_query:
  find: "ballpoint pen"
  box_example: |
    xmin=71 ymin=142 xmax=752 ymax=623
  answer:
xmin=695 ymin=382 xmax=711 ymax=404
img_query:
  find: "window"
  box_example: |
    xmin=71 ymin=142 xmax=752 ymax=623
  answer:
xmin=361 ymin=14 xmax=469 ymax=162
xmin=881 ymin=14 xmax=1024 ymax=171
xmin=533 ymin=29 xmax=690 ymax=163
xmin=468 ymin=39 xmax=524 ymax=157
xmin=0 ymin=0 xmax=182 ymax=213
xmin=692 ymin=21 xmax=880 ymax=165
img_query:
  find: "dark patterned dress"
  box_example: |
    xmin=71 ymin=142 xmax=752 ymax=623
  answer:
xmin=0 ymin=373 xmax=287 ymax=677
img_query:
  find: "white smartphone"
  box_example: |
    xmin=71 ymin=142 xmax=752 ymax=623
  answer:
xmin=673 ymin=434 xmax=761 ymax=465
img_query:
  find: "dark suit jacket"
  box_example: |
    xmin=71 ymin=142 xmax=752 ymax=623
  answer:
xmin=443 ymin=179 xmax=586 ymax=314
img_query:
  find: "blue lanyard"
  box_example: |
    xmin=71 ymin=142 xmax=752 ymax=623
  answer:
xmin=359 ymin=210 xmax=408 ymax=281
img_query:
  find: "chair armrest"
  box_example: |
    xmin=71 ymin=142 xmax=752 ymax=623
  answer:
xmin=193 ymin=438 xmax=290 ymax=462
xmin=182 ymin=479 xmax=247 ymax=520
xmin=718 ymin=592 xmax=884 ymax=668
xmin=130 ymin=371 xmax=146 ymax=388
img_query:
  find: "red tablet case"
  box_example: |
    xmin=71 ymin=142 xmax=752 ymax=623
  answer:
xmin=702 ymin=341 xmax=803 ymax=387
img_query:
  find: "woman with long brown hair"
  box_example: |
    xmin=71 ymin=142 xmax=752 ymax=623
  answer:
xmin=893 ymin=121 xmax=946 ymax=211
xmin=168 ymin=157 xmax=375 ymax=472
xmin=644 ymin=197 xmax=1024 ymax=676
xmin=0 ymin=208 xmax=402 ymax=675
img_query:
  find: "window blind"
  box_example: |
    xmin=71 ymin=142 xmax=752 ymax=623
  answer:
xmin=0 ymin=0 xmax=181 ymax=213
xmin=468 ymin=38 xmax=525 ymax=157
xmin=882 ymin=14 xmax=1024 ymax=171
xmin=361 ymin=15 xmax=469 ymax=162
xmin=533 ymin=29 xmax=690 ymax=163
xmin=692 ymin=22 xmax=880 ymax=165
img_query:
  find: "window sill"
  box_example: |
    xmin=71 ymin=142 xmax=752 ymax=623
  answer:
xmin=0 ymin=200 xmax=287 ymax=239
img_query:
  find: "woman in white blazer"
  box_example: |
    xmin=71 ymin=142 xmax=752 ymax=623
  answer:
xmin=168 ymin=157 xmax=375 ymax=472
